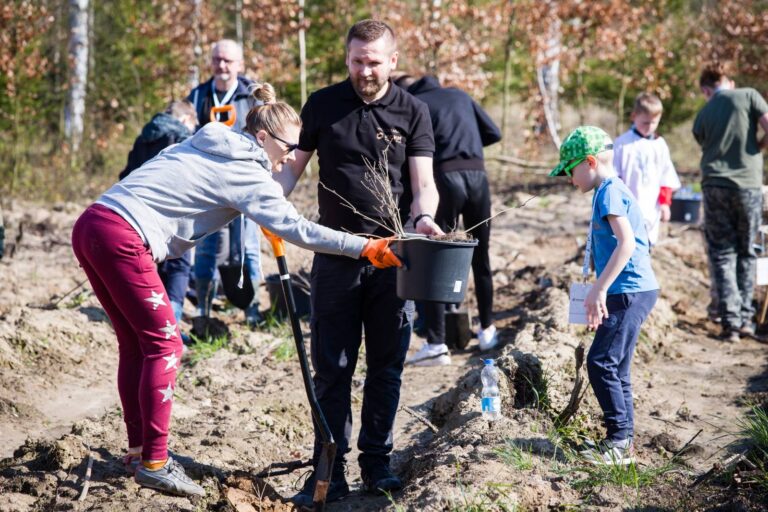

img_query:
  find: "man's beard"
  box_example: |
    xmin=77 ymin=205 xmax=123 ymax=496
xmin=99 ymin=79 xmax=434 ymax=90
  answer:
xmin=352 ymin=75 xmax=388 ymax=100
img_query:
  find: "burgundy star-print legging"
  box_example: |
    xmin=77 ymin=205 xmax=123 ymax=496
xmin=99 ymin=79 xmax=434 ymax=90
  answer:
xmin=72 ymin=204 xmax=182 ymax=462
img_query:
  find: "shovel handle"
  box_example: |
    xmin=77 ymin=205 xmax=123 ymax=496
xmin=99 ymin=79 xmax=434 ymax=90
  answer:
xmin=209 ymin=105 xmax=237 ymax=127
xmin=261 ymin=228 xmax=285 ymax=257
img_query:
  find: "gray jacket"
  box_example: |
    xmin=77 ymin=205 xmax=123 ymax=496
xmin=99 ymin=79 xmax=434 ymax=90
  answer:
xmin=97 ymin=122 xmax=366 ymax=262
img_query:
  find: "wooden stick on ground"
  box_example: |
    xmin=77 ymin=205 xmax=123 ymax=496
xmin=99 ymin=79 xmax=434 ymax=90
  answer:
xmin=555 ymin=342 xmax=586 ymax=426
xmin=691 ymin=449 xmax=749 ymax=488
xmin=352 ymin=392 xmax=438 ymax=433
xmin=77 ymin=450 xmax=94 ymax=502
xmin=672 ymin=429 xmax=702 ymax=459
xmin=400 ymin=405 xmax=439 ymax=434
xmin=758 ymin=286 xmax=768 ymax=325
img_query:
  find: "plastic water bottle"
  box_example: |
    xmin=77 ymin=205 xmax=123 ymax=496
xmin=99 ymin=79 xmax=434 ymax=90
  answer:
xmin=481 ymin=359 xmax=501 ymax=421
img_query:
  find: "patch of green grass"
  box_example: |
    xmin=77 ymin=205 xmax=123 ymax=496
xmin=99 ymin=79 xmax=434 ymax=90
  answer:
xmin=738 ymin=405 xmax=768 ymax=492
xmin=260 ymin=305 xmax=293 ymax=339
xmin=739 ymin=405 xmax=768 ymax=454
xmin=66 ymin=290 xmax=89 ymax=308
xmin=494 ymin=440 xmax=534 ymax=471
xmin=273 ymin=338 xmax=297 ymax=362
xmin=187 ymin=333 xmax=229 ymax=365
xmin=569 ymin=457 xmax=678 ymax=491
xmin=526 ymin=369 xmax=551 ymax=412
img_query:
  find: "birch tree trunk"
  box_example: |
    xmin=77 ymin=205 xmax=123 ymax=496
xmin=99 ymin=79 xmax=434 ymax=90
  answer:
xmin=298 ymin=0 xmax=307 ymax=106
xmin=536 ymin=1 xmax=561 ymax=148
xmin=189 ymin=0 xmax=203 ymax=89
xmin=65 ymin=0 xmax=89 ymax=152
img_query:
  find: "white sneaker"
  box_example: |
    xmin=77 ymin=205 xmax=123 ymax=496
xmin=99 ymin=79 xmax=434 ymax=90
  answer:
xmin=579 ymin=438 xmax=635 ymax=466
xmin=478 ymin=325 xmax=498 ymax=351
xmin=406 ymin=343 xmax=451 ymax=366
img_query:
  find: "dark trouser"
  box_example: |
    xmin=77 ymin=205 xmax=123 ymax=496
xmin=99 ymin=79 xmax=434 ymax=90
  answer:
xmin=702 ymin=186 xmax=762 ymax=331
xmin=309 ymin=254 xmax=413 ymax=471
xmin=158 ymin=250 xmax=192 ymax=315
xmin=424 ymin=169 xmax=493 ymax=345
xmin=587 ymin=290 xmax=658 ymax=442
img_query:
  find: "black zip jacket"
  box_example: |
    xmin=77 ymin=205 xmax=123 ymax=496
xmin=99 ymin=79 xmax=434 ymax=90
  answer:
xmin=119 ymin=113 xmax=192 ymax=180
xmin=408 ymin=75 xmax=501 ymax=172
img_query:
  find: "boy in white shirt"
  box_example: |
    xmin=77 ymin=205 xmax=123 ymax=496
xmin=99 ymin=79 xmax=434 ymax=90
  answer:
xmin=614 ymin=93 xmax=680 ymax=244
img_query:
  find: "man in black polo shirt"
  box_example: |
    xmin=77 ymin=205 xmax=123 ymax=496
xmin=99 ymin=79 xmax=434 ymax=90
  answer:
xmin=276 ymin=19 xmax=441 ymax=506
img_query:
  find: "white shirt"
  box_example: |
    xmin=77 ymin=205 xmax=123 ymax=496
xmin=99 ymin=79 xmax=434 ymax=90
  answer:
xmin=613 ymin=127 xmax=681 ymax=244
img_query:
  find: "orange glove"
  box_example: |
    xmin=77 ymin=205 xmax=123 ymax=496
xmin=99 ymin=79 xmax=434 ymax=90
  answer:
xmin=361 ymin=238 xmax=402 ymax=269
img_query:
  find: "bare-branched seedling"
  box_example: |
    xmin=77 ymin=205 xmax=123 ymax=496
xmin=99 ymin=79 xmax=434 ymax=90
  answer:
xmin=320 ymin=143 xmax=539 ymax=240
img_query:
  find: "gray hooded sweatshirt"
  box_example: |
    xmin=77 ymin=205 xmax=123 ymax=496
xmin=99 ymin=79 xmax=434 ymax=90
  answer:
xmin=97 ymin=122 xmax=366 ymax=262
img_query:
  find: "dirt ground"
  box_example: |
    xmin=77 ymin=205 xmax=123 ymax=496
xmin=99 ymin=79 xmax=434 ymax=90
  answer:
xmin=1 ymin=176 xmax=767 ymax=511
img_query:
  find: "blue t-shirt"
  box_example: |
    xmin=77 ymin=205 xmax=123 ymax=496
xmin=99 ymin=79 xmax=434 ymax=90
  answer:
xmin=591 ymin=177 xmax=659 ymax=295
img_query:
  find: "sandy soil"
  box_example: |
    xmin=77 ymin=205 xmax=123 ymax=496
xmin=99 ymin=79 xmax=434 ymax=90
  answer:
xmin=1 ymin=179 xmax=766 ymax=511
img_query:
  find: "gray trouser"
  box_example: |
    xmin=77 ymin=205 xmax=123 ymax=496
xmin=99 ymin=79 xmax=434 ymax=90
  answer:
xmin=702 ymin=186 xmax=762 ymax=330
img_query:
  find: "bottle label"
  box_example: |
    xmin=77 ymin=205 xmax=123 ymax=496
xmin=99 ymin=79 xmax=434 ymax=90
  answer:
xmin=481 ymin=397 xmax=500 ymax=413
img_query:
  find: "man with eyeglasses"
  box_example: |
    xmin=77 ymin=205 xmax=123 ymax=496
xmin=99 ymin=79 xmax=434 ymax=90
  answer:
xmin=187 ymin=39 xmax=264 ymax=327
xmin=275 ymin=19 xmax=442 ymax=506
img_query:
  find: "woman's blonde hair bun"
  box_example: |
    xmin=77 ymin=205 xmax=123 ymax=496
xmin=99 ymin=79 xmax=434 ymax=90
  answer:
xmin=250 ymin=82 xmax=276 ymax=104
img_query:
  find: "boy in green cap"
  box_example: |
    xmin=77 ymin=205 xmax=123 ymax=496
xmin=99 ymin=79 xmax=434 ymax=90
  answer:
xmin=550 ymin=126 xmax=659 ymax=465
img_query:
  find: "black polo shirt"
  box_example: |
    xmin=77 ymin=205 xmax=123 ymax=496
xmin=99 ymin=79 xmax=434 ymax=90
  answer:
xmin=299 ymin=78 xmax=434 ymax=236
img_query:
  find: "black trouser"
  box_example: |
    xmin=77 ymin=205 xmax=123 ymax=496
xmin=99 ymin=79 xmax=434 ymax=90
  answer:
xmin=424 ymin=169 xmax=493 ymax=345
xmin=309 ymin=254 xmax=413 ymax=471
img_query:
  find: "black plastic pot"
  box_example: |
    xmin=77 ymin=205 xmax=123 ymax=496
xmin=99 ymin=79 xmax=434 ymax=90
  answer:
xmin=266 ymin=273 xmax=311 ymax=319
xmin=670 ymin=198 xmax=701 ymax=223
xmin=396 ymin=236 xmax=478 ymax=302
xmin=218 ymin=264 xmax=255 ymax=310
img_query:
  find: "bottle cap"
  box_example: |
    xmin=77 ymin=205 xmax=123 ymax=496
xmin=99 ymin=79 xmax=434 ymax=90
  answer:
xmin=483 ymin=359 xmax=494 ymax=365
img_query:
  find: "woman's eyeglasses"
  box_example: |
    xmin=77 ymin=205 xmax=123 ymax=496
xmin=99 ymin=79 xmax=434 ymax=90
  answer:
xmin=268 ymin=131 xmax=299 ymax=153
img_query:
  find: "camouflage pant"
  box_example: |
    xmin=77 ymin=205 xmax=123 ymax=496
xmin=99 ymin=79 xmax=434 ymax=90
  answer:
xmin=702 ymin=186 xmax=762 ymax=330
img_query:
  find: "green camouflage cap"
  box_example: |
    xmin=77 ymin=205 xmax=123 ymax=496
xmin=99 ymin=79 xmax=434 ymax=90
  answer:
xmin=548 ymin=126 xmax=614 ymax=177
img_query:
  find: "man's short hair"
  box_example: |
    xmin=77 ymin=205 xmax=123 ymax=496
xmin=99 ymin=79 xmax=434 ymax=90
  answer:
xmin=699 ymin=61 xmax=731 ymax=89
xmin=212 ymin=39 xmax=243 ymax=60
xmin=165 ymin=100 xmax=196 ymax=120
xmin=346 ymin=19 xmax=396 ymax=50
xmin=632 ymin=93 xmax=663 ymax=116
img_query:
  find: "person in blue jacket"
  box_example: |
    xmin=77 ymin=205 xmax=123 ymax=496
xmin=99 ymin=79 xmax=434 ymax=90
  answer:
xmin=187 ymin=39 xmax=263 ymax=326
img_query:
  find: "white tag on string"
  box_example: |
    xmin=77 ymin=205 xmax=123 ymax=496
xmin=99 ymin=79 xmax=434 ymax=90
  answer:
xmin=568 ymin=282 xmax=591 ymax=325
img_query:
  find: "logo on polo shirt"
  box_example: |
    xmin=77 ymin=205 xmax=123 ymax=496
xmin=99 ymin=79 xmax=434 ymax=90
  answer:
xmin=376 ymin=127 xmax=403 ymax=145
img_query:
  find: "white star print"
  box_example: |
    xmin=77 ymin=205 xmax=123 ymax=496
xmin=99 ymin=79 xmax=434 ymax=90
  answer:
xmin=145 ymin=291 xmax=167 ymax=311
xmin=163 ymin=351 xmax=178 ymax=371
xmin=159 ymin=320 xmax=177 ymax=340
xmin=158 ymin=382 xmax=174 ymax=403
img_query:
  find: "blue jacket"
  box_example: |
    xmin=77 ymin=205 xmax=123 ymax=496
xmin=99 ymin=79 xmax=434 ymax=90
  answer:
xmin=187 ymin=75 xmax=257 ymax=132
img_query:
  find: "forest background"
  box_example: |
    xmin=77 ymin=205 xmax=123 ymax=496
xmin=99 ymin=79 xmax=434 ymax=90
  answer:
xmin=1 ymin=0 xmax=767 ymax=203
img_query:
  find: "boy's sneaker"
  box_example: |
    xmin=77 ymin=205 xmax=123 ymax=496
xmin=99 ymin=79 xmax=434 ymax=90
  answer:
xmin=405 ymin=343 xmax=451 ymax=366
xmin=361 ymin=464 xmax=402 ymax=495
xmin=123 ymin=453 xmax=141 ymax=475
xmin=291 ymin=469 xmax=349 ymax=507
xmin=579 ymin=438 xmax=635 ymax=466
xmin=134 ymin=457 xmax=205 ymax=497
xmin=477 ymin=325 xmax=498 ymax=351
